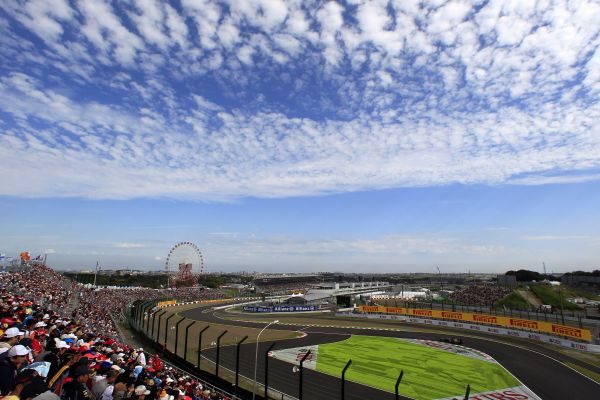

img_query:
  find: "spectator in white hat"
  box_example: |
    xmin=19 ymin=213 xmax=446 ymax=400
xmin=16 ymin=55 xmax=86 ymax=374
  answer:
xmin=0 ymin=327 xmax=24 ymax=350
xmin=136 ymin=348 xmax=146 ymax=366
xmin=43 ymin=340 xmax=69 ymax=381
xmin=0 ymin=344 xmax=29 ymax=395
xmin=134 ymin=385 xmax=150 ymax=400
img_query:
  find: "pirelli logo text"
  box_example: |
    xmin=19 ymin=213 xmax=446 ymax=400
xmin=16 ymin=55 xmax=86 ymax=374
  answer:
xmin=412 ymin=309 xmax=433 ymax=317
xmin=441 ymin=312 xmax=463 ymax=319
xmin=472 ymin=314 xmax=497 ymax=324
xmin=385 ymin=307 xmax=405 ymax=314
xmin=361 ymin=306 xmax=381 ymax=313
xmin=552 ymin=325 xmax=583 ymax=338
xmin=509 ymin=319 xmax=538 ymax=329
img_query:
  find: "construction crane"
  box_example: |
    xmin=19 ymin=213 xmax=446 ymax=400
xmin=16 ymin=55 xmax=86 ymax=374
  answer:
xmin=543 ymin=262 xmax=547 ymax=276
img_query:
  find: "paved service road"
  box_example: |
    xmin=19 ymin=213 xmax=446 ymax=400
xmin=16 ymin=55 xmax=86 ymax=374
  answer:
xmin=180 ymin=305 xmax=600 ymax=400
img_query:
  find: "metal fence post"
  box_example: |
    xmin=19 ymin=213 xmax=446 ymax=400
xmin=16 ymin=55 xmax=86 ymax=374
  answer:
xmin=144 ymin=303 xmax=155 ymax=333
xmin=155 ymin=310 xmax=168 ymax=342
xmin=298 ymin=350 xmax=311 ymax=400
xmin=183 ymin=321 xmax=197 ymax=362
xmin=264 ymin=342 xmax=276 ymax=399
xmin=140 ymin=301 xmax=153 ymax=331
xmin=215 ymin=330 xmax=228 ymax=377
xmin=341 ymin=359 xmax=352 ymax=400
xmin=164 ymin=314 xmax=176 ymax=350
xmin=197 ymin=325 xmax=210 ymax=369
xmin=235 ymin=336 xmax=249 ymax=395
xmin=395 ymin=370 xmax=404 ymax=400
xmin=174 ymin=317 xmax=186 ymax=356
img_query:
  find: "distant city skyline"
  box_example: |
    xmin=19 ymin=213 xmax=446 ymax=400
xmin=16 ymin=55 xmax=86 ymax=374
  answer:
xmin=2 ymin=183 xmax=599 ymax=272
xmin=1 ymin=1 xmax=598 ymax=272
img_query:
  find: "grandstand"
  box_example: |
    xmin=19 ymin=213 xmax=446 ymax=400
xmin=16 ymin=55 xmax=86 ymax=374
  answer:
xmin=251 ymin=274 xmax=321 ymax=295
xmin=0 ymin=264 xmax=235 ymax=400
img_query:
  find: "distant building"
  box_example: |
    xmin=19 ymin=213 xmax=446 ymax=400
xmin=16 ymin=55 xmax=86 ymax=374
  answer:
xmin=497 ymin=275 xmax=517 ymax=287
xmin=284 ymin=292 xmax=331 ymax=306
xmin=561 ymin=275 xmax=600 ymax=287
xmin=98 ymin=269 xmax=115 ymax=275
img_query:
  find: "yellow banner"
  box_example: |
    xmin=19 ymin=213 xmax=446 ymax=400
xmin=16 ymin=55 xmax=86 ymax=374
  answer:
xmin=357 ymin=306 xmax=591 ymax=342
xmin=157 ymin=300 xmax=177 ymax=308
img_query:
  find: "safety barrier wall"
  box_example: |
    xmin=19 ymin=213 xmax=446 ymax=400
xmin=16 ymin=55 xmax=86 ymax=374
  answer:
xmin=129 ymin=299 xmax=297 ymax=400
xmin=357 ymin=305 xmax=593 ymax=342
xmin=242 ymin=305 xmax=318 ymax=312
xmin=341 ymin=312 xmax=600 ymax=353
xmin=157 ymin=297 xmax=260 ymax=308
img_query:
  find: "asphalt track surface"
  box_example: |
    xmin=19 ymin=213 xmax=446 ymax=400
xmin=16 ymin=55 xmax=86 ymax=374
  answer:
xmin=180 ymin=305 xmax=600 ymax=400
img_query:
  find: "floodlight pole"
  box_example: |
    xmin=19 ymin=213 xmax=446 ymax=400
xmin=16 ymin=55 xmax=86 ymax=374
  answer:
xmin=235 ymin=336 xmax=249 ymax=395
xmin=252 ymin=320 xmax=279 ymax=400
xmin=341 ymin=359 xmax=352 ymax=400
xmin=197 ymin=325 xmax=210 ymax=369
xmin=264 ymin=342 xmax=276 ymax=399
xmin=93 ymin=261 xmax=99 ymax=288
xmin=395 ymin=370 xmax=404 ymax=400
xmin=215 ymin=330 xmax=228 ymax=377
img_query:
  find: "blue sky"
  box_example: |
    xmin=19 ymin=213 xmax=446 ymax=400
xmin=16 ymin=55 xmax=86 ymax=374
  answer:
xmin=0 ymin=1 xmax=599 ymax=272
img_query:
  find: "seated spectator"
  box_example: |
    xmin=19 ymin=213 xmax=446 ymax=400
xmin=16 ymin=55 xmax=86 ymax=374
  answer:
xmin=3 ymin=369 xmax=39 ymax=400
xmin=61 ymin=365 xmax=93 ymax=400
xmin=0 ymin=345 xmax=30 ymax=395
xmin=1 ymin=327 xmax=25 ymax=350
xmin=0 ymin=264 xmax=235 ymax=400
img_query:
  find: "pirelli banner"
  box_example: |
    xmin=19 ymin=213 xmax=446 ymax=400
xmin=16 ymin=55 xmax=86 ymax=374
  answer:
xmin=357 ymin=306 xmax=592 ymax=342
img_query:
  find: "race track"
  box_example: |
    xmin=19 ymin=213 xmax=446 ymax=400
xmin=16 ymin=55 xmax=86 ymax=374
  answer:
xmin=179 ymin=304 xmax=600 ymax=400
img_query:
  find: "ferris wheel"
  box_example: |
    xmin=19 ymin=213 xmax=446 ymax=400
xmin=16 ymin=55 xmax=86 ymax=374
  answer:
xmin=165 ymin=242 xmax=204 ymax=288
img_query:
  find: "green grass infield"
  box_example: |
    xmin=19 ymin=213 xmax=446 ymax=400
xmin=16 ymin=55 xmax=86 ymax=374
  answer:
xmin=315 ymin=335 xmax=519 ymax=400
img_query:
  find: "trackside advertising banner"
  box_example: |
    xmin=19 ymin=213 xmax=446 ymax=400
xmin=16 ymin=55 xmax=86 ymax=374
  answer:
xmin=157 ymin=300 xmax=177 ymax=308
xmin=344 ymin=313 xmax=600 ymax=353
xmin=437 ymin=386 xmax=540 ymax=400
xmin=357 ymin=306 xmax=592 ymax=341
xmin=243 ymin=305 xmax=317 ymax=312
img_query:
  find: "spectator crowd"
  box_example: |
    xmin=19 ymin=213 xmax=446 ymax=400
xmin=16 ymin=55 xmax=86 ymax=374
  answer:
xmin=447 ymin=284 xmax=511 ymax=307
xmin=0 ymin=265 xmax=234 ymax=400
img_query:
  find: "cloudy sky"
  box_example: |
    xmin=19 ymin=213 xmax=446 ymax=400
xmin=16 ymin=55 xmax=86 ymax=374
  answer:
xmin=0 ymin=0 xmax=599 ymax=272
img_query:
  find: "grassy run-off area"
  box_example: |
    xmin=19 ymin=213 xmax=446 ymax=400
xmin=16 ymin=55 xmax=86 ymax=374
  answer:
xmin=315 ymin=336 xmax=519 ymax=400
xmin=529 ymin=285 xmax=581 ymax=310
xmin=495 ymin=291 xmax=531 ymax=310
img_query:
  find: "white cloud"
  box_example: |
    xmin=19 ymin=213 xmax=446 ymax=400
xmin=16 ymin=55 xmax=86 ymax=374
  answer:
xmin=217 ymin=18 xmax=240 ymax=49
xmin=114 ymin=243 xmax=147 ymax=249
xmin=0 ymin=0 xmax=599 ymax=200
xmin=1 ymin=69 xmax=599 ymax=199
xmin=524 ymin=235 xmax=600 ymax=241
xmin=130 ymin=0 xmax=169 ymax=49
xmin=78 ymin=0 xmax=145 ymax=65
xmin=164 ymin=4 xmax=188 ymax=49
